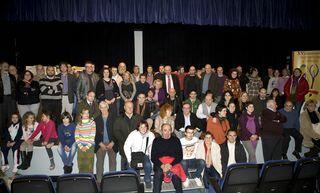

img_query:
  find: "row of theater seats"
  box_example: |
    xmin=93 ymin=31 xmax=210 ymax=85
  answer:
xmin=1 ymin=157 xmax=319 ymax=193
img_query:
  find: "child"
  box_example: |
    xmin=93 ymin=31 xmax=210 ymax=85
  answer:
xmin=1 ymin=113 xmax=23 ymax=173
xmin=57 ymin=112 xmax=77 ymax=174
xmin=18 ymin=111 xmax=40 ymax=170
xmin=28 ymin=111 xmax=58 ymax=170
xmin=75 ymin=108 xmax=96 ymax=173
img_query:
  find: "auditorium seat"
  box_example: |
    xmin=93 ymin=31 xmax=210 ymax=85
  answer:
xmin=213 ymin=163 xmax=259 ymax=193
xmin=289 ymin=157 xmax=320 ymax=193
xmin=11 ymin=175 xmax=55 ymax=193
xmin=101 ymin=170 xmax=144 ymax=193
xmin=257 ymin=160 xmax=293 ymax=193
xmin=57 ymin=173 xmax=98 ymax=193
xmin=0 ymin=178 xmax=10 ymax=193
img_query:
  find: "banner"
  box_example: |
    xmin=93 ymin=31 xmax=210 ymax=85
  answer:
xmin=293 ymin=51 xmax=320 ymax=101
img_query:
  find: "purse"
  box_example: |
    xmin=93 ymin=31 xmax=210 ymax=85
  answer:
xmin=130 ymin=137 xmax=149 ymax=170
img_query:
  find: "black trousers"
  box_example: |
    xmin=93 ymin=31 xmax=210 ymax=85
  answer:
xmin=153 ymin=166 xmax=182 ymax=193
xmin=262 ymin=136 xmax=283 ymax=161
xmin=41 ymin=99 xmax=62 ymax=125
xmin=282 ymin=128 xmax=303 ymax=154
xmin=0 ymin=96 xmax=17 ymax=144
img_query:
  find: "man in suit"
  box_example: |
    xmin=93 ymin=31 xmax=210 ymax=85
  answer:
xmin=175 ymin=102 xmax=201 ymax=138
xmin=94 ymin=101 xmax=117 ymax=183
xmin=162 ymin=65 xmax=180 ymax=95
xmin=200 ymin=64 xmax=216 ymax=99
xmin=58 ymin=62 xmax=77 ymax=116
xmin=77 ymin=91 xmax=100 ymax=119
xmin=113 ymin=101 xmax=142 ymax=170
xmin=76 ymin=61 xmax=100 ymax=102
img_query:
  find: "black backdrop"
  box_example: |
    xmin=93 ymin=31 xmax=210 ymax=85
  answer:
xmin=0 ymin=22 xmax=319 ymax=73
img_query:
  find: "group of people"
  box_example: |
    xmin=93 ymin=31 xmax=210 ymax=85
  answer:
xmin=0 ymin=60 xmax=319 ymax=193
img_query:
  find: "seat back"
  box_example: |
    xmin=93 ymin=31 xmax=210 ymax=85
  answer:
xmin=257 ymin=160 xmax=293 ymax=193
xmin=221 ymin=163 xmax=259 ymax=193
xmin=101 ymin=170 xmax=143 ymax=193
xmin=290 ymin=158 xmax=320 ymax=193
xmin=0 ymin=178 xmax=10 ymax=193
xmin=11 ymin=175 xmax=55 ymax=193
xmin=57 ymin=173 xmax=98 ymax=193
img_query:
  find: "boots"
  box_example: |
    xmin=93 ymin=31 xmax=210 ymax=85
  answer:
xmin=17 ymin=151 xmax=27 ymax=170
xmin=26 ymin=151 xmax=33 ymax=169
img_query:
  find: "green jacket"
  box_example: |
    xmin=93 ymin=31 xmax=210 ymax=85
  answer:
xmin=184 ymin=98 xmax=201 ymax=114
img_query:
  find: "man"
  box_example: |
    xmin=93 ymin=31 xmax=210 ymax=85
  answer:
xmin=39 ymin=66 xmax=62 ymax=124
xmin=261 ymin=99 xmax=287 ymax=161
xmin=236 ymin=65 xmax=249 ymax=92
xmin=113 ymin=101 xmax=142 ymax=170
xmin=151 ymin=124 xmax=183 ymax=193
xmin=162 ymin=65 xmax=180 ymax=95
xmin=175 ymin=103 xmax=201 ymax=138
xmin=94 ymin=101 xmax=117 ymax=183
xmin=153 ymin=65 xmax=165 ymax=81
xmin=184 ymin=90 xmax=201 ymax=114
xmin=77 ymin=91 xmax=100 ymax=119
xmin=184 ymin=66 xmax=200 ymax=99
xmin=173 ymin=66 xmax=187 ymax=101
xmin=196 ymin=91 xmax=217 ymax=122
xmin=58 ymin=62 xmax=77 ymax=116
xmin=220 ymin=129 xmax=247 ymax=177
xmin=118 ymin=62 xmax=127 ymax=76
xmin=180 ymin=126 xmax=205 ymax=187
xmin=252 ymin=88 xmax=268 ymax=117
xmin=34 ymin=64 xmax=46 ymax=82
xmin=0 ymin=62 xmax=17 ymax=142
xmin=76 ymin=61 xmax=99 ymax=102
xmin=111 ymin=66 xmax=123 ymax=87
xmin=279 ymin=100 xmax=303 ymax=159
xmin=134 ymin=93 xmax=153 ymax=129
xmin=200 ymin=64 xmax=216 ymax=99
xmin=132 ymin=65 xmax=141 ymax=82
xmin=213 ymin=66 xmax=227 ymax=102
xmin=135 ymin=74 xmax=150 ymax=99
xmin=165 ymin=88 xmax=182 ymax=116
xmin=146 ymin=65 xmax=154 ymax=87
xmin=262 ymin=66 xmax=274 ymax=89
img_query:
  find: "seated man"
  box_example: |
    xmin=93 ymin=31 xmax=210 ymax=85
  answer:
xmin=77 ymin=90 xmax=100 ymax=119
xmin=165 ymin=88 xmax=182 ymax=116
xmin=180 ymin=126 xmax=205 ymax=187
xmin=220 ymin=129 xmax=247 ymax=177
xmin=184 ymin=90 xmax=201 ymax=114
xmin=175 ymin=102 xmax=201 ymax=138
xmin=151 ymin=123 xmax=183 ymax=193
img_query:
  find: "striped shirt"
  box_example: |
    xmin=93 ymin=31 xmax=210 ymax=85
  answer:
xmin=39 ymin=76 xmax=63 ymax=100
xmin=75 ymin=119 xmax=96 ymax=149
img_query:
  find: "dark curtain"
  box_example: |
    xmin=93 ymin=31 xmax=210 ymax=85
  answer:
xmin=2 ymin=0 xmax=319 ymax=30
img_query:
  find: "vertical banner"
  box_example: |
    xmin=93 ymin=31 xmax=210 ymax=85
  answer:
xmin=293 ymin=51 xmax=320 ymax=101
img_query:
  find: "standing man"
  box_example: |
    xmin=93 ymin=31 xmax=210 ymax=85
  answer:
xmin=213 ymin=66 xmax=227 ymax=102
xmin=94 ymin=101 xmax=117 ymax=183
xmin=184 ymin=66 xmax=200 ymax=99
xmin=58 ymin=62 xmax=77 ymax=116
xmin=39 ymin=66 xmax=63 ymax=124
xmin=200 ymin=64 xmax=216 ymax=99
xmin=162 ymin=65 xmax=180 ymax=95
xmin=77 ymin=61 xmax=99 ymax=102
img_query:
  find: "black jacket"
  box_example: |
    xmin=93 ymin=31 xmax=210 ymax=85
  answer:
xmin=160 ymin=74 xmax=181 ymax=94
xmin=16 ymin=80 xmax=40 ymax=105
xmin=184 ymin=75 xmax=200 ymax=98
xmin=174 ymin=112 xmax=201 ymax=131
xmin=94 ymin=114 xmax=115 ymax=153
xmin=95 ymin=78 xmax=120 ymax=102
xmin=4 ymin=123 xmax=23 ymax=143
xmin=165 ymin=94 xmax=182 ymax=115
xmin=0 ymin=74 xmax=17 ymax=103
xmin=220 ymin=140 xmax=247 ymax=176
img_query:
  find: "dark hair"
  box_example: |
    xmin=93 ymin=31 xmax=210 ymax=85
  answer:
xmin=216 ymin=105 xmax=227 ymax=113
xmin=245 ymin=101 xmax=254 ymax=108
xmin=61 ymin=111 xmax=73 ymax=123
xmin=101 ymin=67 xmax=112 ymax=78
xmin=185 ymin=125 xmax=195 ymax=132
xmin=59 ymin=61 xmax=68 ymax=67
xmin=41 ymin=110 xmax=51 ymax=118
xmin=227 ymin=129 xmax=237 ymax=135
xmin=139 ymin=73 xmax=146 ymax=78
xmin=22 ymin=70 xmax=34 ymax=80
xmin=136 ymin=120 xmax=149 ymax=131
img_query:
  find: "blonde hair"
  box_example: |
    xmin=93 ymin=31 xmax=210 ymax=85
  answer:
xmin=159 ymin=103 xmax=173 ymax=119
xmin=304 ymin=99 xmax=317 ymax=110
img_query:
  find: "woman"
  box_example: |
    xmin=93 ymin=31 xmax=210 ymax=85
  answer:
xmin=18 ymin=112 xmax=39 ymax=170
xmin=227 ymin=102 xmax=238 ymax=130
xmin=57 ymin=112 xmax=77 ymax=174
xmin=237 ymin=92 xmax=249 ymax=114
xmin=206 ymin=105 xmax=230 ymax=145
xmin=119 ymin=71 xmax=136 ymax=102
xmin=218 ymin=91 xmax=234 ymax=107
xmin=276 ymin=68 xmax=290 ymax=95
xmin=16 ymin=70 xmax=41 ymax=117
xmin=96 ymin=68 xmax=120 ymax=119
xmin=238 ymin=102 xmax=260 ymax=163
xmin=28 ymin=111 xmax=58 ymax=170
xmin=223 ymin=68 xmax=242 ymax=99
xmin=269 ymin=88 xmax=285 ymax=110
xmin=300 ymin=99 xmax=320 ymax=158
xmin=154 ymin=103 xmax=175 ymax=135
xmin=75 ymin=108 xmax=96 ymax=173
xmin=267 ymin=69 xmax=280 ymax=95
xmin=124 ymin=121 xmax=155 ymax=189
xmin=145 ymin=89 xmax=159 ymax=119
xmin=151 ymin=79 xmax=166 ymax=106
xmin=247 ymin=68 xmax=263 ymax=101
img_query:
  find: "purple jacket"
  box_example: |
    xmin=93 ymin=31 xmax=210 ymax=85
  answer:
xmin=238 ymin=112 xmax=261 ymax=141
xmin=152 ymin=88 xmax=166 ymax=105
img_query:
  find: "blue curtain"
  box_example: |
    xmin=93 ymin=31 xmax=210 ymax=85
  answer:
xmin=3 ymin=0 xmax=318 ymax=29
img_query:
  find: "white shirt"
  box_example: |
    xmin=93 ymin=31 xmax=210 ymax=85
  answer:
xmin=183 ymin=114 xmax=191 ymax=130
xmin=8 ymin=123 xmax=20 ymax=141
xmin=180 ymin=137 xmax=199 ymax=159
xmin=227 ymin=141 xmax=236 ymax=166
xmin=165 ymin=75 xmax=174 ymax=93
xmin=196 ymin=103 xmax=217 ymax=119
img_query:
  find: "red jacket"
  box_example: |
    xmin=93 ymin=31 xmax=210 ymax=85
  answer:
xmin=284 ymin=75 xmax=309 ymax=102
xmin=159 ymin=156 xmax=186 ymax=183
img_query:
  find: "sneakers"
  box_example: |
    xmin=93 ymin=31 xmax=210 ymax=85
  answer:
xmin=1 ymin=165 xmax=10 ymax=173
xmin=194 ymin=177 xmax=203 ymax=187
xmin=183 ymin=178 xmax=190 ymax=188
xmin=145 ymin=182 xmax=152 ymax=189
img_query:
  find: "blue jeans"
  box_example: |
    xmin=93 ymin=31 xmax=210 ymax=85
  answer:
xmin=204 ymin=166 xmax=221 ymax=188
xmin=57 ymin=143 xmax=77 ymax=166
xmin=129 ymin=155 xmax=152 ymax=183
xmin=181 ymin=159 xmax=205 ymax=178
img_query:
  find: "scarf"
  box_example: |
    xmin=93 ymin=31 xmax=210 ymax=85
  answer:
xmin=308 ymin=110 xmax=319 ymax=124
xmin=246 ymin=114 xmax=257 ymax=148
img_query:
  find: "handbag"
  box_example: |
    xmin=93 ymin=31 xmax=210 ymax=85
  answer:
xmin=130 ymin=137 xmax=149 ymax=170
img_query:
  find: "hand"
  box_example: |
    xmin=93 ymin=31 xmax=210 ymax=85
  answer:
xmin=81 ymin=146 xmax=88 ymax=152
xmin=6 ymin=142 xmax=11 ymax=147
xmin=106 ymin=142 xmax=114 ymax=150
xmin=46 ymin=143 xmax=54 ymax=148
xmin=212 ymin=117 xmax=217 ymax=123
xmin=42 ymin=141 xmax=48 ymax=146
xmin=99 ymin=143 xmax=107 ymax=151
xmin=64 ymin=146 xmax=70 ymax=152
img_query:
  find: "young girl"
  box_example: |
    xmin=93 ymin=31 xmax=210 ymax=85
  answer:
xmin=75 ymin=108 xmax=96 ymax=173
xmin=18 ymin=111 xmax=39 ymax=170
xmin=27 ymin=111 xmax=58 ymax=170
xmin=57 ymin=112 xmax=77 ymax=174
xmin=1 ymin=113 xmax=23 ymax=173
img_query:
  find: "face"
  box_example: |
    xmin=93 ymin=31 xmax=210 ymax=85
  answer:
xmin=67 ymin=64 xmax=73 ymax=73
xmin=268 ymin=100 xmax=277 ymax=111
xmin=246 ymin=104 xmax=254 ymax=113
xmin=294 ymin=69 xmax=301 ymax=77
xmin=179 ymin=67 xmax=185 ymax=73
xmin=218 ymin=108 xmax=227 ymax=118
xmin=147 ymin=66 xmax=153 ymax=73
xmin=204 ymin=134 xmax=212 ymax=146
xmin=182 ymin=104 xmax=191 ymax=115
xmin=99 ymin=103 xmax=109 ymax=114
xmin=60 ymin=64 xmax=68 ymax=73
xmin=111 ymin=68 xmax=118 ymax=75
xmin=162 ymin=124 xmax=172 ymax=139
xmin=189 ymin=66 xmax=196 ymax=75
xmin=9 ymin=65 xmax=17 ymax=75
xmin=164 ymin=66 xmax=172 ymax=75
xmin=154 ymin=81 xmax=162 ymax=89
xmin=217 ymin=67 xmax=223 ymax=75
xmin=46 ymin=67 xmax=55 ymax=77
xmin=118 ymin=62 xmax=126 ymax=74
xmin=26 ymin=115 xmax=35 ymax=124
xmin=147 ymin=90 xmax=154 ymax=98
xmin=166 ymin=109 xmax=172 ymax=117
xmin=284 ymin=101 xmax=293 ymax=111
xmin=11 ymin=114 xmax=19 ymax=124
xmin=205 ymin=64 xmax=212 ymax=74
xmin=1 ymin=63 xmax=9 ymax=72
xmin=123 ymin=73 xmax=130 ymax=81
xmin=259 ymin=89 xmax=267 ymax=99
xmin=62 ymin=117 xmax=70 ymax=125
xmin=268 ymin=68 xmax=274 ymax=76
xmin=169 ymin=88 xmax=176 ymax=97
xmin=185 ymin=128 xmax=194 ymax=140
xmin=137 ymin=94 xmax=146 ymax=104
xmin=85 ymin=63 xmax=94 ymax=74
xmin=205 ymin=94 xmax=213 ymax=105
xmin=236 ymin=66 xmax=242 ymax=73
xmin=81 ymin=110 xmax=90 ymax=120
xmin=231 ymin=71 xmax=238 ymax=79
xmin=103 ymin=69 xmax=110 ymax=79
xmin=86 ymin=92 xmax=95 ymax=102
xmin=138 ymin=123 xmax=148 ymax=135
xmin=307 ymin=102 xmax=316 ymax=112
xmin=282 ymin=69 xmax=288 ymax=76
xmin=159 ymin=66 xmax=164 ymax=73
xmin=189 ymin=91 xmax=197 ymax=99
xmin=274 ymin=70 xmax=280 ymax=77
xmin=140 ymin=75 xmax=146 ymax=83
xmin=227 ymin=131 xmax=237 ymax=143
xmin=224 ymin=92 xmax=232 ymax=101
xmin=272 ymin=90 xmax=279 ymax=97
xmin=228 ymin=103 xmax=236 ymax=113
xmin=133 ymin=66 xmax=140 ymax=74
xmin=24 ymin=71 xmax=32 ymax=81
xmin=124 ymin=102 xmax=134 ymax=114
xmin=36 ymin=65 xmax=44 ymax=74
xmin=241 ymin=92 xmax=248 ymax=102
xmin=41 ymin=114 xmax=49 ymax=122
xmin=252 ymin=69 xmax=258 ymax=77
